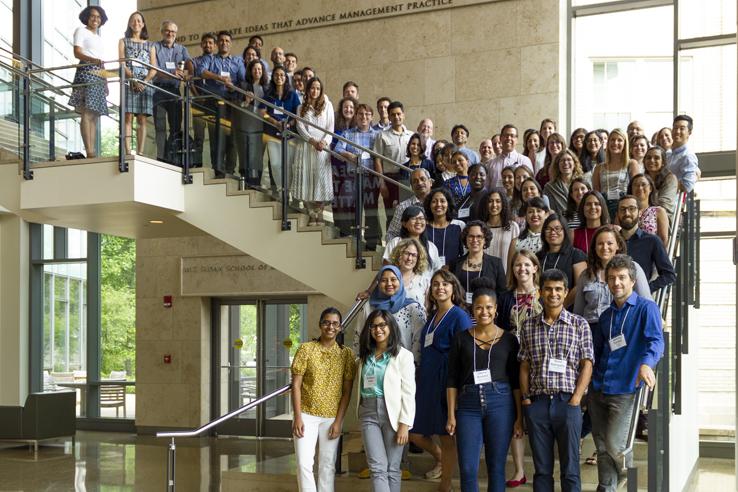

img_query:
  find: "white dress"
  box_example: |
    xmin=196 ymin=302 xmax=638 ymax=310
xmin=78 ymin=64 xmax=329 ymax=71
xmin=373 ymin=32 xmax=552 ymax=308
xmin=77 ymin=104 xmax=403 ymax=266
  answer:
xmin=291 ymin=99 xmax=335 ymax=202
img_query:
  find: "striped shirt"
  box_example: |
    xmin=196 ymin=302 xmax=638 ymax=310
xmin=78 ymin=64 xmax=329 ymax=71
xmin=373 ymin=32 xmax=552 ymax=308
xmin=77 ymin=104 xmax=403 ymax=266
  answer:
xmin=518 ymin=308 xmax=594 ymax=395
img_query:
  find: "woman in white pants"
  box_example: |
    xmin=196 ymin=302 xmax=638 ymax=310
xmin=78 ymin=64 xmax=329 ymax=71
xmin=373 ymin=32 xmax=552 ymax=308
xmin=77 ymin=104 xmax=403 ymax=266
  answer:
xmin=357 ymin=309 xmax=416 ymax=492
xmin=291 ymin=307 xmax=356 ymax=492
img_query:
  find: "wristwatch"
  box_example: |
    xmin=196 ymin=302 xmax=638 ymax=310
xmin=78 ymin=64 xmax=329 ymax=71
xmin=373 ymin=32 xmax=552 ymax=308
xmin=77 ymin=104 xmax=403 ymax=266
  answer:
xmin=522 ymin=394 xmax=531 ymax=401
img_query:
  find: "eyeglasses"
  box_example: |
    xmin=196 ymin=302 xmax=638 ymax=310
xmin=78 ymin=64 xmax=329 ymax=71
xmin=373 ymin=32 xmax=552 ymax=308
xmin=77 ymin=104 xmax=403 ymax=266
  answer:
xmin=401 ymin=251 xmax=418 ymax=259
xmin=320 ymin=320 xmax=341 ymax=328
xmin=467 ymin=234 xmax=485 ymax=241
xmin=163 ymin=29 xmax=178 ymax=34
xmin=370 ymin=322 xmax=388 ymax=331
xmin=545 ymin=226 xmax=564 ymax=234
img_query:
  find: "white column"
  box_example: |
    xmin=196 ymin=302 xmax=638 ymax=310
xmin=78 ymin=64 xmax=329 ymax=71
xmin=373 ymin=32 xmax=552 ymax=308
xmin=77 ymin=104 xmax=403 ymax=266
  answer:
xmin=0 ymin=214 xmax=29 ymax=405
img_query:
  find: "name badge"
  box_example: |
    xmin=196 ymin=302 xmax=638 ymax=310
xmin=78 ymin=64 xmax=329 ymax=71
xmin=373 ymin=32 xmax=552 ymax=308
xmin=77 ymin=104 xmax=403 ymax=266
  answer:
xmin=273 ymin=108 xmax=283 ymax=116
xmin=458 ymin=208 xmax=470 ymax=219
xmin=465 ymin=292 xmax=473 ymax=304
xmin=165 ymin=61 xmax=176 ymax=70
xmin=473 ymin=369 xmax=492 ymax=385
xmin=438 ymin=255 xmax=446 ymax=265
xmin=609 ymin=334 xmax=627 ymax=351
xmin=548 ymin=357 xmax=567 ymax=374
xmin=220 ymin=71 xmax=230 ymax=78
xmin=360 ymin=151 xmax=370 ymax=160
xmin=607 ymin=189 xmax=621 ymax=200
xmin=363 ymin=374 xmax=377 ymax=389
xmin=424 ymin=331 xmax=434 ymax=348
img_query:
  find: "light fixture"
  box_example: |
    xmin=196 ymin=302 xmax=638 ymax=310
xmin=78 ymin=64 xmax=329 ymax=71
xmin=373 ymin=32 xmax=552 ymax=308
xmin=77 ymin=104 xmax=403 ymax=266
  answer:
xmin=149 ymin=220 xmax=164 ymax=224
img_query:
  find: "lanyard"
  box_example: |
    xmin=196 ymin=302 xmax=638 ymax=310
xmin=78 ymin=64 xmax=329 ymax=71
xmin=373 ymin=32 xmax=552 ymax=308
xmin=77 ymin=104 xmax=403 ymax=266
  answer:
xmin=609 ymin=305 xmax=631 ymax=340
xmin=459 ymin=194 xmax=472 ymax=210
xmin=472 ymin=328 xmax=500 ymax=372
xmin=544 ymin=253 xmax=561 ymax=271
xmin=465 ymin=268 xmax=482 ymax=296
xmin=544 ymin=315 xmax=575 ymax=361
xmin=431 ymin=225 xmax=448 ymax=256
xmin=427 ymin=307 xmax=453 ymax=339
xmin=452 ymin=176 xmax=470 ymax=198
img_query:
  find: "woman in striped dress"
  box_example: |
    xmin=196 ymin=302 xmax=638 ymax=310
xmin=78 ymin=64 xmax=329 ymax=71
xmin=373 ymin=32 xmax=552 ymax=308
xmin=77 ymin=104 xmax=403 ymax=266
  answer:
xmin=118 ymin=11 xmax=157 ymax=155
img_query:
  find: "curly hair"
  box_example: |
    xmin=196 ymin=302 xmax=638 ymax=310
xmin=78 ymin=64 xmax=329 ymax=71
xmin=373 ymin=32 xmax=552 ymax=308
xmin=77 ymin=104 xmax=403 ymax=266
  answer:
xmin=389 ymin=237 xmax=430 ymax=275
xmin=461 ymin=220 xmax=492 ymax=250
xmin=550 ymin=149 xmax=584 ymax=182
xmin=476 ymin=188 xmax=512 ymax=231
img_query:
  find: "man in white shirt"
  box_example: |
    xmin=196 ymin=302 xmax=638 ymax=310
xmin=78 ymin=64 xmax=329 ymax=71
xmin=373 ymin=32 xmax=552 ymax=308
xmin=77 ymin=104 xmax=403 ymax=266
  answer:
xmin=485 ymin=124 xmax=533 ymax=189
xmin=373 ymin=101 xmax=413 ymax=229
xmin=417 ymin=118 xmax=435 ymax=160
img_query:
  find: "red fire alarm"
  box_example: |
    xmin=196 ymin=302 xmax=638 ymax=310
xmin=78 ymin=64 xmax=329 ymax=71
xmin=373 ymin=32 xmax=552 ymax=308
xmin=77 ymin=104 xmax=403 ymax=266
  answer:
xmin=163 ymin=295 xmax=173 ymax=308
xmin=163 ymin=354 xmax=172 ymax=364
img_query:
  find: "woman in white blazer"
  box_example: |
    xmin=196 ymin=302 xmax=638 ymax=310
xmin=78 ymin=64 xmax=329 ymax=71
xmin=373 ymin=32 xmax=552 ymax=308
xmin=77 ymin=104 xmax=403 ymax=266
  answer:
xmin=357 ymin=309 xmax=416 ymax=492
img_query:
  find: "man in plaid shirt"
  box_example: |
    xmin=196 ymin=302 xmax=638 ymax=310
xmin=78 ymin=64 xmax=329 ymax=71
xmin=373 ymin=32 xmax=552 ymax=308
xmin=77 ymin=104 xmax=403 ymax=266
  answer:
xmin=519 ymin=269 xmax=594 ymax=492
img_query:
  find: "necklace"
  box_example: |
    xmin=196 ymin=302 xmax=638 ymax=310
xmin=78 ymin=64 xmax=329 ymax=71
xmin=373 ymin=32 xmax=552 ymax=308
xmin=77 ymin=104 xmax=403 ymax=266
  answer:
xmin=466 ymin=259 xmax=483 ymax=269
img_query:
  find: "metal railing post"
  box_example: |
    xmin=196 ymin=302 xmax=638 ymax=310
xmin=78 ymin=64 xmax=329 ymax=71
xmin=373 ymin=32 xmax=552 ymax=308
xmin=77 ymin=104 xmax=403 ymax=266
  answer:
xmin=182 ymin=80 xmax=192 ymax=184
xmin=48 ymin=97 xmax=55 ymax=160
xmin=280 ymin=130 xmax=291 ymax=231
xmin=22 ymin=65 xmax=32 ymax=179
xmin=214 ymin=101 xmax=223 ymax=175
xmin=694 ymin=198 xmax=700 ymax=308
xmin=354 ymin=166 xmax=366 ymax=269
xmin=166 ymin=437 xmax=176 ymax=491
xmin=118 ymin=63 xmax=128 ymax=172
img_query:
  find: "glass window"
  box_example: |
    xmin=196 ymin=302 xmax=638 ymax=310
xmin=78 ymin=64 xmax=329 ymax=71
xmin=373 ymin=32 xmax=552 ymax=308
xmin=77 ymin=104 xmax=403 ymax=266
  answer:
xmin=0 ymin=0 xmax=11 ymax=53
xmin=679 ymin=0 xmax=737 ymax=39
xmin=100 ymin=234 xmax=136 ymax=419
xmin=678 ymin=44 xmax=737 ymax=152
xmin=67 ymin=228 xmax=87 ymax=258
xmin=695 ymin=178 xmax=735 ymax=431
xmin=572 ymin=6 xmax=674 ymax=133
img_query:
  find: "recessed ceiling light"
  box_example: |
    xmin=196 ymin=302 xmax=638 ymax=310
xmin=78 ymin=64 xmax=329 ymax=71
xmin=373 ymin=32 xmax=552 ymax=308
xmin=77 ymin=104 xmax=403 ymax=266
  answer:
xmin=149 ymin=220 xmax=164 ymax=224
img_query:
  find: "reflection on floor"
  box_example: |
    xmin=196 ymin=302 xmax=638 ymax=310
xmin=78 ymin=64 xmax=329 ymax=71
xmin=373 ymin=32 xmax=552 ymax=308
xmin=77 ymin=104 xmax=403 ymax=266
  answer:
xmin=0 ymin=431 xmax=734 ymax=491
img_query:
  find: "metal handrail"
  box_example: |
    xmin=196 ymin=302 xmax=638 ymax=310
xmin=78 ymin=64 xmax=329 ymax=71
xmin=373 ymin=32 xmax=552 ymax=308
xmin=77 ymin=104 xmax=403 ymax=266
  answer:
xmin=157 ymin=383 xmax=291 ymax=439
xmin=622 ymin=190 xmax=687 ymax=461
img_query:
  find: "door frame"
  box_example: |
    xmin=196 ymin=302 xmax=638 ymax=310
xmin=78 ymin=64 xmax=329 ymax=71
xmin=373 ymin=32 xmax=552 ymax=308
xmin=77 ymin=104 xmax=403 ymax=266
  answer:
xmin=210 ymin=297 xmax=307 ymax=437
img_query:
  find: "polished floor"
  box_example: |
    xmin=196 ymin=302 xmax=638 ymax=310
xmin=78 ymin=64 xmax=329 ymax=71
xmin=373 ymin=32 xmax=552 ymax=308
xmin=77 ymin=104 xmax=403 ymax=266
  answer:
xmin=0 ymin=431 xmax=734 ymax=491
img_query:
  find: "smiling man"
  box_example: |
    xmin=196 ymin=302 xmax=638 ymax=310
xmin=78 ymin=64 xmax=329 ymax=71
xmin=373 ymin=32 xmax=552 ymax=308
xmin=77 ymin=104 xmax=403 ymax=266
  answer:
xmin=519 ymin=268 xmax=593 ymax=492
xmin=485 ymin=124 xmax=533 ymax=189
xmin=667 ymin=114 xmax=700 ymax=192
xmin=152 ymin=20 xmax=190 ymax=163
xmin=589 ymin=254 xmax=664 ymax=492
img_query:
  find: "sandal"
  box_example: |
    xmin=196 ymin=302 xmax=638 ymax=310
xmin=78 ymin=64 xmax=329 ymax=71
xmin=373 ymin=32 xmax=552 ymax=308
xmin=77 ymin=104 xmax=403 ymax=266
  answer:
xmin=585 ymin=451 xmax=598 ymax=465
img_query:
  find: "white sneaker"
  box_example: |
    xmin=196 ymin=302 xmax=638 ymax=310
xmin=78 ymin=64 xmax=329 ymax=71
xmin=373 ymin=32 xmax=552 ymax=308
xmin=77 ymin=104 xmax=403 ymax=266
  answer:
xmin=424 ymin=462 xmax=443 ymax=480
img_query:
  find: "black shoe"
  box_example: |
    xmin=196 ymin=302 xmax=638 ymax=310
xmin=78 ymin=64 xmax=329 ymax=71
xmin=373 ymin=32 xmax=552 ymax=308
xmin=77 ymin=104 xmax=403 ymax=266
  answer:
xmin=408 ymin=442 xmax=423 ymax=454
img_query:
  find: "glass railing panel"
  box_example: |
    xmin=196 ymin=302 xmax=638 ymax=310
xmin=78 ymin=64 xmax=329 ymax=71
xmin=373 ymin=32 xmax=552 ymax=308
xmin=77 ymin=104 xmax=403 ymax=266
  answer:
xmin=0 ymin=60 xmax=20 ymax=159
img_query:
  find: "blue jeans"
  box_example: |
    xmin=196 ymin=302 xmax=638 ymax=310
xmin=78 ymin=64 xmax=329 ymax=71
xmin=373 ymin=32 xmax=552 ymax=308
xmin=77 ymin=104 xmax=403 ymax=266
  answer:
xmin=524 ymin=393 xmax=583 ymax=492
xmin=455 ymin=382 xmax=515 ymax=492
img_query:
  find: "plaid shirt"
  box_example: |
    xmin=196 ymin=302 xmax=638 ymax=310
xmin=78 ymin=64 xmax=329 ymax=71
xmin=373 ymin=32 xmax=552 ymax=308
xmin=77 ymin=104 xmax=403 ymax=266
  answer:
xmin=518 ymin=309 xmax=594 ymax=395
xmin=334 ymin=127 xmax=378 ymax=169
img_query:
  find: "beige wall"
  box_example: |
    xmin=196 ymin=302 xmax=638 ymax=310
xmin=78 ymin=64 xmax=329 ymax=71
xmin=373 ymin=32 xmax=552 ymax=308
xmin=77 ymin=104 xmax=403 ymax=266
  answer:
xmin=140 ymin=0 xmax=560 ymax=145
xmin=136 ymin=234 xmax=347 ymax=430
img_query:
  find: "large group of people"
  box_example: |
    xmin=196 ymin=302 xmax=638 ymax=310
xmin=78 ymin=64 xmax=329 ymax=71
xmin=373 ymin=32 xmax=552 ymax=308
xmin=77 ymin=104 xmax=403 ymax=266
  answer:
xmin=66 ymin=8 xmax=697 ymax=492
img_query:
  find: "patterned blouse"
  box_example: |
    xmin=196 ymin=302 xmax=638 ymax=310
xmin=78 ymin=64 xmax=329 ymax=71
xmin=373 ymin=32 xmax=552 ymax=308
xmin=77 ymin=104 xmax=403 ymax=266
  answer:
xmin=291 ymin=341 xmax=356 ymax=418
xmin=639 ymin=206 xmax=659 ymax=236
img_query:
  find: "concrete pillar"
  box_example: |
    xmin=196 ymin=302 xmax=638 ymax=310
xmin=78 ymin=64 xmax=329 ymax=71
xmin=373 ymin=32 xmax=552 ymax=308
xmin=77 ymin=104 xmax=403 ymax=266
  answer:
xmin=0 ymin=214 xmax=29 ymax=405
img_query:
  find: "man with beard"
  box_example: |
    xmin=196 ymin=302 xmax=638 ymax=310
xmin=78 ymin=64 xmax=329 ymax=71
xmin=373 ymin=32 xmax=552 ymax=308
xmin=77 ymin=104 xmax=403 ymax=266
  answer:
xmin=616 ymin=196 xmax=675 ymax=293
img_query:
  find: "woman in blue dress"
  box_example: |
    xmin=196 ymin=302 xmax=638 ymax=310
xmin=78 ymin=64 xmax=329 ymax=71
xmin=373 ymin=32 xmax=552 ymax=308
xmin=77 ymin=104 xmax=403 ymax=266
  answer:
xmin=410 ymin=269 xmax=472 ymax=492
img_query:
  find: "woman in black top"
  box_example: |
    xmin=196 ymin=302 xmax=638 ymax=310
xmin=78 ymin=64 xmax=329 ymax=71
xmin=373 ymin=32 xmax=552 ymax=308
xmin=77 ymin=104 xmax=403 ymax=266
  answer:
xmin=536 ymin=213 xmax=587 ymax=308
xmin=447 ymin=277 xmax=522 ymax=492
xmin=448 ymin=221 xmax=507 ymax=305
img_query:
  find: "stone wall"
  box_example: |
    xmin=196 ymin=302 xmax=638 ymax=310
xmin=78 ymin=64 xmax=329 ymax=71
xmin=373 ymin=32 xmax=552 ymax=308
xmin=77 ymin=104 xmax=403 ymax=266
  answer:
xmin=139 ymin=0 xmax=560 ymax=143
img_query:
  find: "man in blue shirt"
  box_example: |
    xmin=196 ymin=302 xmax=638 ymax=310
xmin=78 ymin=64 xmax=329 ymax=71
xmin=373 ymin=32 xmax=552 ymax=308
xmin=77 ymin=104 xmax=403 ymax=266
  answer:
xmin=667 ymin=114 xmax=700 ymax=193
xmin=450 ymin=124 xmax=480 ymax=165
xmin=185 ymin=33 xmax=216 ymax=167
xmin=201 ymin=30 xmax=246 ymax=177
xmin=616 ymin=196 xmax=676 ymax=293
xmin=590 ymin=254 xmax=664 ymax=492
xmin=152 ymin=21 xmax=190 ymax=163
